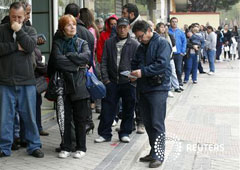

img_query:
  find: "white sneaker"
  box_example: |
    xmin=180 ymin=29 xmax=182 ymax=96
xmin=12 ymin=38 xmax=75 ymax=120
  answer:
xmin=120 ymin=136 xmax=130 ymax=143
xmin=94 ymin=136 xmax=110 ymax=143
xmin=72 ymin=151 xmax=86 ymax=159
xmin=207 ymin=71 xmax=214 ymax=75
xmin=112 ymin=120 xmax=118 ymax=127
xmin=58 ymin=151 xmax=71 ymax=158
xmin=168 ymin=91 xmax=174 ymax=98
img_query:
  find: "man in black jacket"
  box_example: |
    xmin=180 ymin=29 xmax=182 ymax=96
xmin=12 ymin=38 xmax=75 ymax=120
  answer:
xmin=0 ymin=2 xmax=43 ymax=158
xmin=131 ymin=20 xmax=172 ymax=168
xmin=95 ymin=18 xmax=139 ymax=143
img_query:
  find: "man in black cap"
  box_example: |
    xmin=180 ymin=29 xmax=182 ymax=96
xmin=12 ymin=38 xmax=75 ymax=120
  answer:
xmin=95 ymin=18 xmax=139 ymax=143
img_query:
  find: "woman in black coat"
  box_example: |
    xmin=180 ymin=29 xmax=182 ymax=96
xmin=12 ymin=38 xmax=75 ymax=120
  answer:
xmin=48 ymin=15 xmax=91 ymax=159
xmin=222 ymin=24 xmax=232 ymax=60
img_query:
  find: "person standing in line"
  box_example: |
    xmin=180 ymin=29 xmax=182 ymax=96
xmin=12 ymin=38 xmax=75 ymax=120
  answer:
xmin=96 ymin=15 xmax=118 ymax=115
xmin=97 ymin=15 xmax=118 ymax=64
xmin=122 ymin=3 xmax=145 ymax=134
xmin=80 ymin=7 xmax=100 ymax=131
xmin=230 ymin=26 xmax=238 ymax=60
xmin=94 ymin=18 xmax=139 ymax=143
xmin=52 ymin=3 xmax=95 ymax=153
xmin=222 ymin=24 xmax=232 ymax=61
xmin=48 ymin=14 xmax=91 ymax=159
xmin=95 ymin=17 xmax=104 ymax=33
xmin=184 ymin=26 xmax=204 ymax=84
xmin=122 ymin=3 xmax=142 ymax=38
xmin=155 ymin=22 xmax=181 ymax=98
xmin=0 ymin=2 xmax=44 ymax=158
xmin=215 ymin=26 xmax=224 ymax=61
xmin=168 ymin=17 xmax=187 ymax=90
xmin=131 ymin=20 xmax=172 ymax=168
xmin=205 ymin=26 xmax=217 ymax=75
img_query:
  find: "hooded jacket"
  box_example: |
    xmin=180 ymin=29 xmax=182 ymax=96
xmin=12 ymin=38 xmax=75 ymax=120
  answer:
xmin=0 ymin=23 xmax=37 ymax=86
xmin=97 ymin=15 xmax=118 ymax=63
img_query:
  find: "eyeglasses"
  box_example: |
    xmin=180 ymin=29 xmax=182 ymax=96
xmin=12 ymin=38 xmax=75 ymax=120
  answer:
xmin=136 ymin=32 xmax=145 ymax=42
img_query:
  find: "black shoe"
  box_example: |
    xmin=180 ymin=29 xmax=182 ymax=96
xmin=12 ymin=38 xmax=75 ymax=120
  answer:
xmin=179 ymin=86 xmax=184 ymax=91
xmin=0 ymin=151 xmax=7 ymax=158
xmin=139 ymin=155 xmax=154 ymax=162
xmin=174 ymin=88 xmax=181 ymax=93
xmin=20 ymin=141 xmax=27 ymax=148
xmin=55 ymin=147 xmax=61 ymax=153
xmin=11 ymin=142 xmax=20 ymax=150
xmin=40 ymin=130 xmax=49 ymax=136
xmin=95 ymin=108 xmax=101 ymax=113
xmin=149 ymin=159 xmax=162 ymax=168
xmin=200 ymin=71 xmax=206 ymax=74
xmin=193 ymin=81 xmax=197 ymax=84
xmin=31 ymin=149 xmax=44 ymax=158
xmin=86 ymin=122 xmax=94 ymax=134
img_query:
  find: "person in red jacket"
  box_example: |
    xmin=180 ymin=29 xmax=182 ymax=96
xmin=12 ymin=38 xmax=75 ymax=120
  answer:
xmin=97 ymin=15 xmax=118 ymax=63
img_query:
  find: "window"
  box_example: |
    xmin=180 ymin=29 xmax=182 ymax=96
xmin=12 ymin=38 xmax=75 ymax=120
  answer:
xmin=94 ymin=0 xmax=115 ymax=21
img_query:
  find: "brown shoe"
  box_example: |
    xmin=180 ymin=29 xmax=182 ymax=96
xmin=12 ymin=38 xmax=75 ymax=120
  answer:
xmin=139 ymin=155 xmax=154 ymax=162
xmin=40 ymin=130 xmax=49 ymax=136
xmin=149 ymin=159 xmax=162 ymax=168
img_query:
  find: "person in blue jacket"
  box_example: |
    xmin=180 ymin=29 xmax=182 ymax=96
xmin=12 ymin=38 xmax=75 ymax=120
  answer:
xmin=130 ymin=20 xmax=172 ymax=168
xmin=168 ymin=17 xmax=187 ymax=89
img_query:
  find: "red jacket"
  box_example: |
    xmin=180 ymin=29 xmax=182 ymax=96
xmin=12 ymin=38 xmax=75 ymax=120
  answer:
xmin=97 ymin=15 xmax=118 ymax=63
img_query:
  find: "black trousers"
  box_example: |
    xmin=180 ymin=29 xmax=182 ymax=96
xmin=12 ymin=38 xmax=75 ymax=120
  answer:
xmin=139 ymin=91 xmax=168 ymax=162
xmin=98 ymin=82 xmax=136 ymax=139
xmin=61 ymin=96 xmax=89 ymax=152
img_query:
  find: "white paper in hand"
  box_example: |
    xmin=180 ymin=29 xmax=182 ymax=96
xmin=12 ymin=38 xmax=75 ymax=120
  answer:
xmin=120 ymin=71 xmax=137 ymax=79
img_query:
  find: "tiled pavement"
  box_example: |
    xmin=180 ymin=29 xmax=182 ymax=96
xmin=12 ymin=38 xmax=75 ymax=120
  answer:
xmin=0 ymin=60 xmax=239 ymax=170
xmin=131 ymin=60 xmax=240 ymax=170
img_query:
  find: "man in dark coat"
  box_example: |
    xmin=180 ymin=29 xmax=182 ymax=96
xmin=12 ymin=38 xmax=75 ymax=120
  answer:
xmin=131 ymin=20 xmax=172 ymax=168
xmin=94 ymin=18 xmax=139 ymax=143
xmin=0 ymin=2 xmax=44 ymax=158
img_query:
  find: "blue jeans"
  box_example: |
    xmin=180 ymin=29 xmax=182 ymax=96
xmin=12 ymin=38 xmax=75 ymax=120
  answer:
xmin=139 ymin=91 xmax=168 ymax=162
xmin=0 ymin=85 xmax=41 ymax=156
xmin=173 ymin=54 xmax=183 ymax=86
xmin=207 ymin=49 xmax=216 ymax=72
xmin=184 ymin=53 xmax=198 ymax=82
xmin=36 ymin=93 xmax=43 ymax=132
xmin=98 ymin=82 xmax=136 ymax=140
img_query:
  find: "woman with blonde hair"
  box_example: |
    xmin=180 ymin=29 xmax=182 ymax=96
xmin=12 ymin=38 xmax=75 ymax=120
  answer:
xmin=48 ymin=14 xmax=91 ymax=159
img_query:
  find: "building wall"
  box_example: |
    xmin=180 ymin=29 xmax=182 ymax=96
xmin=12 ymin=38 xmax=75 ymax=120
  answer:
xmin=170 ymin=12 xmax=220 ymax=29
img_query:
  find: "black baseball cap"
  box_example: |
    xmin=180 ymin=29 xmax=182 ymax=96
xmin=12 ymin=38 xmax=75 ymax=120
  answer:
xmin=117 ymin=18 xmax=129 ymax=26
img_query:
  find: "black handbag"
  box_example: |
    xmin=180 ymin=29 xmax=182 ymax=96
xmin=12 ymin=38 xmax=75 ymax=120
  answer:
xmin=44 ymin=72 xmax=63 ymax=101
xmin=36 ymin=76 xmax=48 ymax=94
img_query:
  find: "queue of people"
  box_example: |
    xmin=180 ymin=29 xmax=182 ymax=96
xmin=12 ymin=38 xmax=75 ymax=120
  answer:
xmin=0 ymin=1 xmax=239 ymax=169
